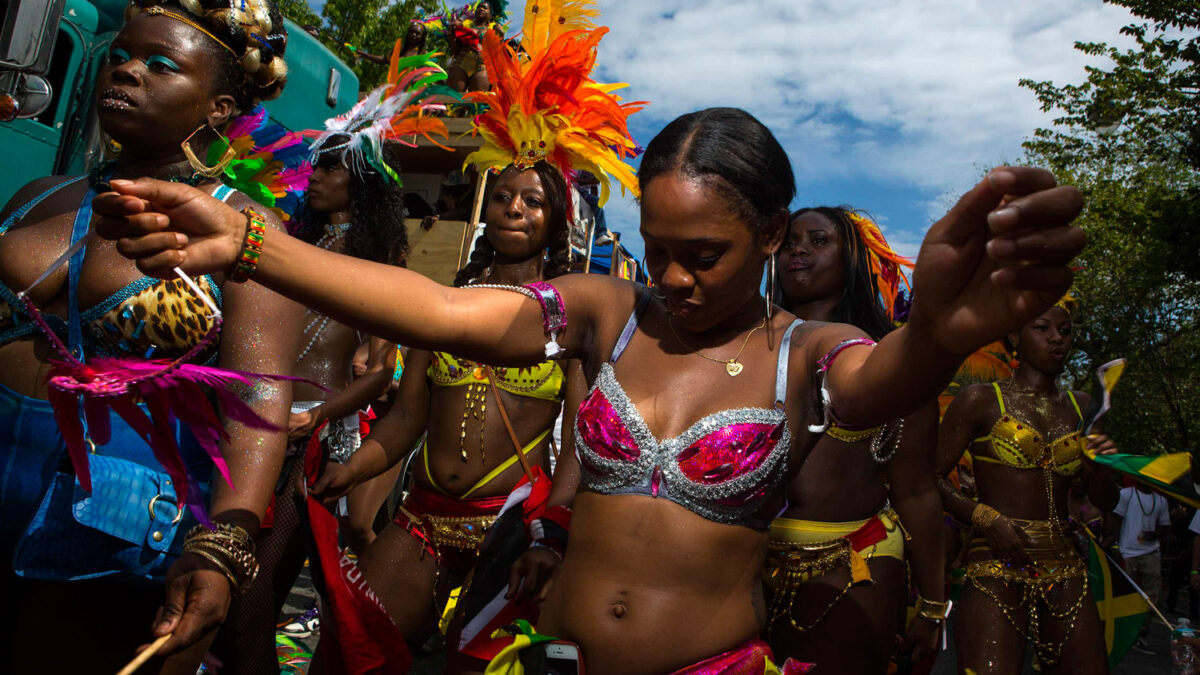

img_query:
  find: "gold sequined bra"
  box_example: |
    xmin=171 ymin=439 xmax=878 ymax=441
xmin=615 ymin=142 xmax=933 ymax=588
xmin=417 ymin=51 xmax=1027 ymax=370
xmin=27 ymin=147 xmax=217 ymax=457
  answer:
xmin=426 ymin=351 xmax=565 ymax=402
xmin=972 ymin=383 xmax=1083 ymax=476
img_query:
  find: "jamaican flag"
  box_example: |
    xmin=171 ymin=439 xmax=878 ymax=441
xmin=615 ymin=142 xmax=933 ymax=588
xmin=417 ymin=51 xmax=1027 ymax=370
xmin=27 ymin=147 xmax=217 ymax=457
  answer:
xmin=1086 ymin=450 xmax=1198 ymax=508
xmin=1084 ymin=529 xmax=1148 ymax=667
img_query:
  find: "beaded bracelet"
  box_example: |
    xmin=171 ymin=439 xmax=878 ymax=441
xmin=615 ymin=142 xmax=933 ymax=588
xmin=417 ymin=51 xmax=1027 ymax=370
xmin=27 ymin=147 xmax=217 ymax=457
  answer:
xmin=230 ymin=208 xmax=267 ymax=283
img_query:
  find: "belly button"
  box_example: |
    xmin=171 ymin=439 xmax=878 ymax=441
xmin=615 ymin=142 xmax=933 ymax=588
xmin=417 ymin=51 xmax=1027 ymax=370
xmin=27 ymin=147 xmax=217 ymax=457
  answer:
xmin=610 ymin=602 xmax=627 ymax=619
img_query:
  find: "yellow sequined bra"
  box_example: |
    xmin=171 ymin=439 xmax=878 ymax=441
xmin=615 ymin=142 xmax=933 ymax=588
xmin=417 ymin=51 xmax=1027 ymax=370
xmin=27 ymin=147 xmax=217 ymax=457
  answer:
xmin=427 ymin=352 xmax=565 ymax=402
xmin=972 ymin=383 xmax=1083 ymax=476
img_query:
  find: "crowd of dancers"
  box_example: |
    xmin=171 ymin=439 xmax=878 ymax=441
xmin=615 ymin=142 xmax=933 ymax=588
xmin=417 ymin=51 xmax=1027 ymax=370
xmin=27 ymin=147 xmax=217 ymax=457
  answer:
xmin=0 ymin=1 xmax=1137 ymax=674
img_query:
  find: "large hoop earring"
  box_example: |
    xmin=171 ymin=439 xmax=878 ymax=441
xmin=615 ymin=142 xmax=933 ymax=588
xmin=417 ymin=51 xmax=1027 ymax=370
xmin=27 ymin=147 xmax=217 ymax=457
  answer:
xmin=181 ymin=123 xmax=236 ymax=178
xmin=766 ymin=255 xmax=776 ymax=321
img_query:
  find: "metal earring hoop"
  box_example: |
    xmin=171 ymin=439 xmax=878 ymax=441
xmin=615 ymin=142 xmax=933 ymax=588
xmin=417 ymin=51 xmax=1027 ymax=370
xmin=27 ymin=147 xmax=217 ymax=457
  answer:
xmin=766 ymin=255 xmax=776 ymax=321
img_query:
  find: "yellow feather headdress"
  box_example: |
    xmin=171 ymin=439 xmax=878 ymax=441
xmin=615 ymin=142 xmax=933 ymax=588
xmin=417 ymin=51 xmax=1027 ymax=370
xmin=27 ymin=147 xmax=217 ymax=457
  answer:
xmin=463 ymin=0 xmax=644 ymax=205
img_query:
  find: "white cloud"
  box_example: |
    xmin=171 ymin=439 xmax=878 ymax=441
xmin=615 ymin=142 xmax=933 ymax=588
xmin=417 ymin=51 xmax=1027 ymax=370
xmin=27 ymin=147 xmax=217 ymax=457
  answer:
xmin=576 ymin=0 xmax=1140 ymax=254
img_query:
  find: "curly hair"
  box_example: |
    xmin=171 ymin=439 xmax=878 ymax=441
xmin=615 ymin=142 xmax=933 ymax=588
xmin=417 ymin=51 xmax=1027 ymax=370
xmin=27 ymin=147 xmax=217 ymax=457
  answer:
xmin=127 ymin=0 xmax=288 ymax=110
xmin=777 ymin=206 xmax=895 ymax=341
xmin=293 ymin=137 xmax=409 ymax=267
xmin=453 ymin=162 xmax=571 ymax=287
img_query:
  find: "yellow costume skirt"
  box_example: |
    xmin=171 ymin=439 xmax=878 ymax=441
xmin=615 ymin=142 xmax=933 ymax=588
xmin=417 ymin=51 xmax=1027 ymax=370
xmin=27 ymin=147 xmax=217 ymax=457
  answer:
xmin=964 ymin=517 xmax=1089 ymax=667
xmin=763 ymin=508 xmax=905 ymax=631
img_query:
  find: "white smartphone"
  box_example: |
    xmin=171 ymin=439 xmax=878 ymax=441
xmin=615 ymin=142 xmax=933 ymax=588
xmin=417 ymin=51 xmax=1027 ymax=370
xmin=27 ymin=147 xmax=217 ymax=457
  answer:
xmin=543 ymin=642 xmax=583 ymax=675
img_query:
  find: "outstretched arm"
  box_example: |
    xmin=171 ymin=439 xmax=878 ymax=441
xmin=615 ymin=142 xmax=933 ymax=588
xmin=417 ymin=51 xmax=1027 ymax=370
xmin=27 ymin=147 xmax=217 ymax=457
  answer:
xmin=93 ymin=179 xmax=637 ymax=367
xmin=821 ymin=168 xmax=1083 ymax=426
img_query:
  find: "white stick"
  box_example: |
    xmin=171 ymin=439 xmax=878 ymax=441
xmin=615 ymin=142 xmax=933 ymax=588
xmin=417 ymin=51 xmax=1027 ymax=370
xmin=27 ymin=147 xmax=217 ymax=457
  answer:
xmin=114 ymin=633 xmax=172 ymax=675
xmin=172 ymin=266 xmax=221 ymax=319
xmin=18 ymin=231 xmax=95 ymax=298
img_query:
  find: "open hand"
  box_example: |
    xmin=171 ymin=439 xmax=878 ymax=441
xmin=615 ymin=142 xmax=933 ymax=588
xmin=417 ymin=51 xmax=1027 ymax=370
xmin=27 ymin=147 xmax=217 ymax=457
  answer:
xmin=93 ymin=179 xmax=246 ymax=279
xmin=909 ymin=167 xmax=1084 ymax=356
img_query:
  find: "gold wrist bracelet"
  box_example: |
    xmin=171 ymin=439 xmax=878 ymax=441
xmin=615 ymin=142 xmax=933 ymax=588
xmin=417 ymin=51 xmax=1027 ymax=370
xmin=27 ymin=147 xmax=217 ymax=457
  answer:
xmin=971 ymin=503 xmax=1002 ymax=531
xmin=915 ymin=595 xmax=952 ymax=621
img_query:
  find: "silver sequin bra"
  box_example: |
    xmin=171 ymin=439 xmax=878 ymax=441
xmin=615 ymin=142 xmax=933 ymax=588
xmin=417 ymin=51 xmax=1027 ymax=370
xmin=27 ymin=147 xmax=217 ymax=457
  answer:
xmin=575 ymin=363 xmax=792 ymax=527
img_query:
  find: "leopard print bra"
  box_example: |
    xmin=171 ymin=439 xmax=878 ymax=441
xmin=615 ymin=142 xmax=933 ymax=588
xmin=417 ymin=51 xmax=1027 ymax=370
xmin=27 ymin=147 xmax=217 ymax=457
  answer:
xmin=0 ymin=181 xmax=230 ymax=362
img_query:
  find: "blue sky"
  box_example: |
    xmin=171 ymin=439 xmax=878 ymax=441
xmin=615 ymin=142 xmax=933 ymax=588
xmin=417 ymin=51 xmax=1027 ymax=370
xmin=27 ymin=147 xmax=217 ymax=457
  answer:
xmin=312 ymin=1 xmax=1139 ymax=262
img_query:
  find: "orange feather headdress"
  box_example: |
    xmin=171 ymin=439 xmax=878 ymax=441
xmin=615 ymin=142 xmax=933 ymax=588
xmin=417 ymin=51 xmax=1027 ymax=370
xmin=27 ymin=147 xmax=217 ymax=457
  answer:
xmin=845 ymin=211 xmax=914 ymax=319
xmin=463 ymin=0 xmax=644 ymax=205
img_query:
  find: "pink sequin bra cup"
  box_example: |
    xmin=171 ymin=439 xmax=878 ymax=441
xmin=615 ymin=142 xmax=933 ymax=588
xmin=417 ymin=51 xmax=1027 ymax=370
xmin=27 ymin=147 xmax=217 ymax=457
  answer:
xmin=574 ymin=292 xmax=803 ymax=528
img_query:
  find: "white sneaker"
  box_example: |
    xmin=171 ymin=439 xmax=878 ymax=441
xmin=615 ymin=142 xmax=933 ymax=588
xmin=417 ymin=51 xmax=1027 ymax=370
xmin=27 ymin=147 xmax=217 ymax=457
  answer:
xmin=278 ymin=604 xmax=320 ymax=639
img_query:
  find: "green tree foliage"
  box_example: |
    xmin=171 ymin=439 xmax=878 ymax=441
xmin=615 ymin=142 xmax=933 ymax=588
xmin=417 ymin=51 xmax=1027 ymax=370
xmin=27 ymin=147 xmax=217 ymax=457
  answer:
xmin=275 ymin=0 xmax=445 ymax=90
xmin=275 ymin=0 xmax=321 ymax=30
xmin=1021 ymin=1 xmax=1198 ymax=456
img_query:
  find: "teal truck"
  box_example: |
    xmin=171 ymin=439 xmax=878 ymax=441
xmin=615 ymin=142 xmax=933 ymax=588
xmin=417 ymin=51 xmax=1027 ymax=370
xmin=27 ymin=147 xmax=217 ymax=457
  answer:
xmin=0 ymin=0 xmax=359 ymax=205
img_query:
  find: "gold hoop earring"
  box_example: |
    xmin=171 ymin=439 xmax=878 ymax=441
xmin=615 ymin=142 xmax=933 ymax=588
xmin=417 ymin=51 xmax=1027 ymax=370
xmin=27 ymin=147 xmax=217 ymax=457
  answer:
xmin=181 ymin=123 xmax=236 ymax=178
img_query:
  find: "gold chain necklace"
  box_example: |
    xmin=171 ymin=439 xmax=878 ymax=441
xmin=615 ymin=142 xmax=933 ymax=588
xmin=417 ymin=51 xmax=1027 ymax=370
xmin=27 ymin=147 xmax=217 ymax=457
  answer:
xmin=668 ymin=316 xmax=767 ymax=377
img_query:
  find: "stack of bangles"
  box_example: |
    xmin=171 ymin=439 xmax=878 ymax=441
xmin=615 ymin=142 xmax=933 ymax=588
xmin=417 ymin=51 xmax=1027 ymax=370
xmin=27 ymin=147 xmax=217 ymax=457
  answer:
xmin=182 ymin=523 xmax=259 ymax=593
xmin=971 ymin=503 xmax=1002 ymax=531
xmin=529 ymin=505 xmax=571 ymax=558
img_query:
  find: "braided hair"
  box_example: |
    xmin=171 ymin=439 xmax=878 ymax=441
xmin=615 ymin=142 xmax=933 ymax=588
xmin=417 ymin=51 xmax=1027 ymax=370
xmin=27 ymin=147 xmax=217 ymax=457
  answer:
xmin=294 ymin=137 xmax=409 ymax=267
xmin=126 ymin=0 xmax=288 ymax=111
xmin=781 ymin=206 xmax=895 ymax=341
xmin=453 ymin=162 xmax=571 ymax=287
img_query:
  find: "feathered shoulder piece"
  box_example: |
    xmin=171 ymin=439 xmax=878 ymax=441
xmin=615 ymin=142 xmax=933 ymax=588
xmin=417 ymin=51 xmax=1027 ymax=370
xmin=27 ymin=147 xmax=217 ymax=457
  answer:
xmin=206 ymin=106 xmax=311 ymax=223
xmin=845 ymin=211 xmax=914 ymax=320
xmin=305 ymin=53 xmax=461 ymax=183
xmin=463 ymin=0 xmax=644 ymax=205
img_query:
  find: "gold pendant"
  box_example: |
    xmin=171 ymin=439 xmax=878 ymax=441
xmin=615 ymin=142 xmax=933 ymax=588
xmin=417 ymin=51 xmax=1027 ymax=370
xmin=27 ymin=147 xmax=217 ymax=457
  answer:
xmin=725 ymin=360 xmax=744 ymax=377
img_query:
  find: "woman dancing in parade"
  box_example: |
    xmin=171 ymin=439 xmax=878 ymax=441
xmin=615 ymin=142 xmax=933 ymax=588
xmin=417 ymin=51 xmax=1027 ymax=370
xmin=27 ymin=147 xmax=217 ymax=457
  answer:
xmin=309 ymin=158 xmax=587 ymax=659
xmin=937 ymin=297 xmax=1120 ymax=674
xmin=765 ymin=207 xmax=945 ymax=672
xmin=447 ymin=1 xmax=500 ymax=93
xmin=209 ymin=135 xmax=408 ymax=673
xmin=0 ymin=0 xmax=298 ymax=671
xmin=95 ymin=6 xmax=1088 ymax=674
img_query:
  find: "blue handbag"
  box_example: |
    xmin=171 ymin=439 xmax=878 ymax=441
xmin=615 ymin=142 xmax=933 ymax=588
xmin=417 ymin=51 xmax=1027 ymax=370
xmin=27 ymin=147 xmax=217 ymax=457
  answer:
xmin=13 ymin=445 xmax=210 ymax=585
xmin=9 ymin=182 xmax=214 ymax=585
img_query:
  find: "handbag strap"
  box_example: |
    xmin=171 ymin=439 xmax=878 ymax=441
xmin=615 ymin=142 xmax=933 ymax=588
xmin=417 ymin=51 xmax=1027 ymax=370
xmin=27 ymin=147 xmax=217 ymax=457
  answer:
xmin=67 ymin=181 xmax=101 ymax=361
xmin=483 ymin=367 xmax=537 ymax=484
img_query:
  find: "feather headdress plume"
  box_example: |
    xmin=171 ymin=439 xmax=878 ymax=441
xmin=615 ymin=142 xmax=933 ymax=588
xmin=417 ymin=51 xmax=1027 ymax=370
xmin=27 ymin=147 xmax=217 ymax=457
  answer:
xmin=306 ymin=53 xmax=460 ymax=184
xmin=463 ymin=0 xmax=643 ymax=205
xmin=845 ymin=211 xmax=913 ymax=320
